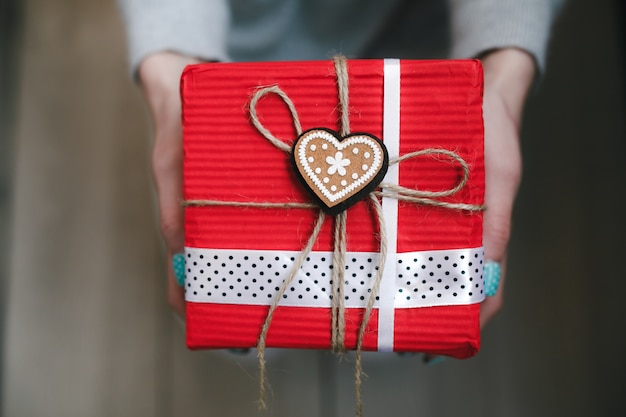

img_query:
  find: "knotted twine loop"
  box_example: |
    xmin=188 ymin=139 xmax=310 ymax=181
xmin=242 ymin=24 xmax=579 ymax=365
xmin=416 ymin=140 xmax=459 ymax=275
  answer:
xmin=249 ymin=85 xmax=301 ymax=153
xmin=182 ymin=55 xmax=485 ymax=416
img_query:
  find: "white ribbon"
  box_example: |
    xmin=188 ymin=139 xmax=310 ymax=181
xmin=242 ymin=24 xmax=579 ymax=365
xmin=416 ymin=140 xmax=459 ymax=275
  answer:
xmin=378 ymin=59 xmax=401 ymax=352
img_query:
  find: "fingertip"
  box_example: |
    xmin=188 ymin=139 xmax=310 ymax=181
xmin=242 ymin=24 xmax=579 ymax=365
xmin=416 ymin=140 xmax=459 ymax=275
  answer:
xmin=484 ymin=261 xmax=501 ymax=297
xmin=423 ymin=355 xmax=447 ymax=366
xmin=172 ymin=252 xmax=186 ymax=286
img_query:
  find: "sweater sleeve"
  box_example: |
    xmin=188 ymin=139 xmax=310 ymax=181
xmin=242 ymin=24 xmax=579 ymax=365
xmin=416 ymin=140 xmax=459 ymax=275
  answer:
xmin=448 ymin=0 xmax=563 ymax=71
xmin=117 ymin=0 xmax=231 ymax=76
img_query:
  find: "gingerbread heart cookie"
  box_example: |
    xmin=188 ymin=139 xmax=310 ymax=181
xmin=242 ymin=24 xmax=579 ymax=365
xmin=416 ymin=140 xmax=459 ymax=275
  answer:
xmin=292 ymin=128 xmax=389 ymax=214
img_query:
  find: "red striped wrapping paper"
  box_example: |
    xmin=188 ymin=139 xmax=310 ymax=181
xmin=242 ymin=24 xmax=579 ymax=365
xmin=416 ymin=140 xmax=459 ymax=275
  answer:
xmin=181 ymin=59 xmax=485 ymax=358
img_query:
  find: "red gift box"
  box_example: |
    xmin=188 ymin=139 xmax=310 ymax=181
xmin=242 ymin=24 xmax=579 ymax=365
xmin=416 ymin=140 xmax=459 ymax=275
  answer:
xmin=181 ymin=59 xmax=485 ymax=358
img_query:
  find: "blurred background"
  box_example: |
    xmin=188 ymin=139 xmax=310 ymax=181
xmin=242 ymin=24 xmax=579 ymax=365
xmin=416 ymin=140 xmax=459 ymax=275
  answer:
xmin=1 ymin=0 xmax=625 ymax=416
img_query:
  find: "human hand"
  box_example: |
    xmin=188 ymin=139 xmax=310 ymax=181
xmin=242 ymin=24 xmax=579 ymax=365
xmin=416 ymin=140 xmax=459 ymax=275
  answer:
xmin=479 ymin=48 xmax=535 ymax=327
xmin=138 ymin=52 xmax=202 ymax=317
xmin=422 ymin=50 xmax=534 ymax=365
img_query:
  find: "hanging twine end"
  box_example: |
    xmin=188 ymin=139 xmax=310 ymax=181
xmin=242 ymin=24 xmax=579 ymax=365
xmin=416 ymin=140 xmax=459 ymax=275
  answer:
xmin=332 ymin=345 xmax=347 ymax=355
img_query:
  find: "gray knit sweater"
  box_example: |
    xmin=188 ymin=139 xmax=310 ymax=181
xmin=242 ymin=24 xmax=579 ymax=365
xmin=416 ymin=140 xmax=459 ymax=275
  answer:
xmin=118 ymin=0 xmax=561 ymax=74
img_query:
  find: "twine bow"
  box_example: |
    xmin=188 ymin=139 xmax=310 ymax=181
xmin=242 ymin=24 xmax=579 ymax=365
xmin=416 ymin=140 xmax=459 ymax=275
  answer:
xmin=183 ymin=56 xmax=485 ymax=417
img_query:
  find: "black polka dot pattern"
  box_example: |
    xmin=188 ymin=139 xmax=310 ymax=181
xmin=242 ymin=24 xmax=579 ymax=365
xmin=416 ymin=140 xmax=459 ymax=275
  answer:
xmin=184 ymin=248 xmax=485 ymax=308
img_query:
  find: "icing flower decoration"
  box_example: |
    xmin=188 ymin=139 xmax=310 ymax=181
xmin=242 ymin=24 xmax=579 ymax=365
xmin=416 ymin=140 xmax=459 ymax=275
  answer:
xmin=326 ymin=151 xmax=350 ymax=176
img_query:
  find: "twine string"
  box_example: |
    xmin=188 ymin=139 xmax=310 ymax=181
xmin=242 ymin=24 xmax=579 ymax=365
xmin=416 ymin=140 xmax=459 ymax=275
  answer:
xmin=183 ymin=56 xmax=485 ymax=417
xmin=371 ymin=148 xmax=486 ymax=212
xmin=331 ymin=210 xmax=347 ymax=353
xmin=334 ymin=55 xmax=351 ymax=136
xmin=257 ymin=210 xmax=326 ymax=410
xmin=330 ymin=56 xmax=350 ymax=353
xmin=184 ymin=144 xmax=483 ymax=213
xmin=182 ymin=200 xmax=316 ymax=209
xmin=355 ymin=193 xmax=388 ymax=417
xmin=249 ymin=85 xmax=302 ymax=153
xmin=389 ymin=148 xmax=470 ymax=197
